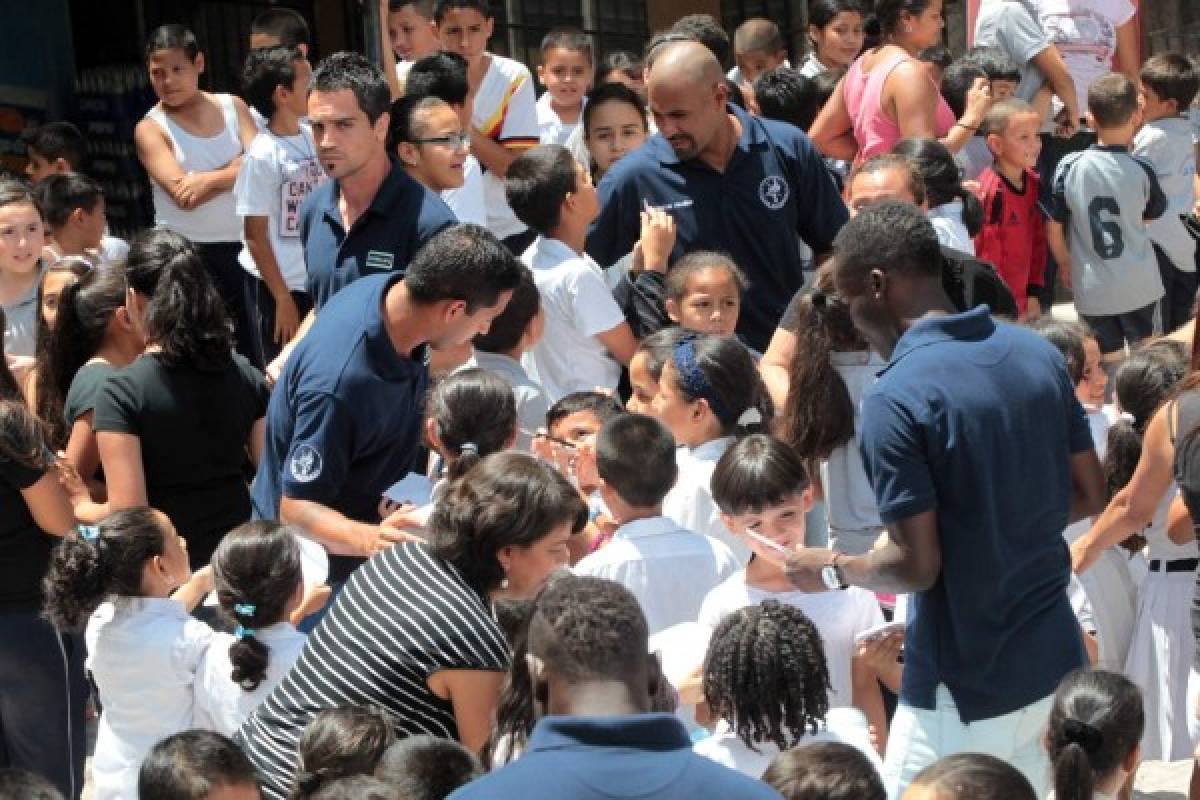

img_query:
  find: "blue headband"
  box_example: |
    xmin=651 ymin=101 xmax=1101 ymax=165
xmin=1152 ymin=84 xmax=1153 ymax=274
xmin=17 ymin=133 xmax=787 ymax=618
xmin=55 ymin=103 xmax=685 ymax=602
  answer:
xmin=672 ymin=337 xmax=733 ymax=425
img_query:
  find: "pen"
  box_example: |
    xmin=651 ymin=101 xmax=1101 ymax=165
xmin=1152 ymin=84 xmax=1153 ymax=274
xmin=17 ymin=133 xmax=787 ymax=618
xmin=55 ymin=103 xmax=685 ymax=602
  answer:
xmin=744 ymin=530 xmax=793 ymax=558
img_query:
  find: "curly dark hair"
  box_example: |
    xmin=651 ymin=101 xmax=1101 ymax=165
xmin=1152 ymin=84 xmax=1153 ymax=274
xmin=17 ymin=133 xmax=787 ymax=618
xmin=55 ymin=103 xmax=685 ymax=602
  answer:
xmin=292 ymin=706 xmax=397 ymax=800
xmin=703 ymin=600 xmax=831 ymax=753
xmin=211 ymin=521 xmax=303 ymax=691
xmin=529 ymin=575 xmax=650 ymax=684
xmin=42 ymin=507 xmax=168 ymax=631
xmin=833 ymin=200 xmax=942 ymax=282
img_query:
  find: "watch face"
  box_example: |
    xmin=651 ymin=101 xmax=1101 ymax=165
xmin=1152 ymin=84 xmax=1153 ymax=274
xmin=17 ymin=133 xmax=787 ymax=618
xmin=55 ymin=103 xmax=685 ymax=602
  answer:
xmin=821 ymin=564 xmax=840 ymax=590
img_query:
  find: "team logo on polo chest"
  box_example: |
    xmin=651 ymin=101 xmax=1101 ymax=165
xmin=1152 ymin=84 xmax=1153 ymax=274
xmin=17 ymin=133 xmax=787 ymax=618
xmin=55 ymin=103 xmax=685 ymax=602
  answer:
xmin=759 ymin=175 xmax=789 ymax=210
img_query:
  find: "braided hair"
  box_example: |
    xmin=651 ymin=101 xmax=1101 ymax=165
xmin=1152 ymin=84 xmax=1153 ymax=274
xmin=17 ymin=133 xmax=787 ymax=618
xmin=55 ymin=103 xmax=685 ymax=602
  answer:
xmin=702 ymin=599 xmax=831 ymax=752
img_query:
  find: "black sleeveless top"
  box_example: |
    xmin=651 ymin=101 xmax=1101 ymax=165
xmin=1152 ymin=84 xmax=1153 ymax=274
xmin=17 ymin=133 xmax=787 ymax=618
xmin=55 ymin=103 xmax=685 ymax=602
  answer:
xmin=1168 ymin=389 xmax=1200 ymax=661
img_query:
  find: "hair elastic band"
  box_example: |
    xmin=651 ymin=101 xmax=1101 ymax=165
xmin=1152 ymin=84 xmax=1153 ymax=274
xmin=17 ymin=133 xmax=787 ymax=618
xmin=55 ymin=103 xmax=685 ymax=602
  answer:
xmin=672 ymin=337 xmax=733 ymax=425
xmin=77 ymin=524 xmax=100 ymax=542
xmin=234 ymin=602 xmax=256 ymax=616
xmin=1061 ymin=718 xmax=1103 ymax=754
xmin=234 ymin=625 xmax=255 ymax=640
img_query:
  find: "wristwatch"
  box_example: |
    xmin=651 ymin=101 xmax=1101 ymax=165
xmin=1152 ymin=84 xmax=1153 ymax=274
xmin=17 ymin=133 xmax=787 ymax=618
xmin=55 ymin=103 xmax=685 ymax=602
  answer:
xmin=821 ymin=553 xmax=849 ymax=591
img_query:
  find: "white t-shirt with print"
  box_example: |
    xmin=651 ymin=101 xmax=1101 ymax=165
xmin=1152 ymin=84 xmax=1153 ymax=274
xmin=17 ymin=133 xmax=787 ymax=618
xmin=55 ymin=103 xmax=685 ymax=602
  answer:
xmin=473 ymin=55 xmax=540 ymax=239
xmin=698 ymin=573 xmax=885 ymax=709
xmin=234 ymin=127 xmax=325 ymax=291
xmin=520 ymin=236 xmax=626 ymax=401
xmin=1031 ymin=0 xmax=1136 ymax=116
xmin=1133 ymin=117 xmax=1197 ymax=273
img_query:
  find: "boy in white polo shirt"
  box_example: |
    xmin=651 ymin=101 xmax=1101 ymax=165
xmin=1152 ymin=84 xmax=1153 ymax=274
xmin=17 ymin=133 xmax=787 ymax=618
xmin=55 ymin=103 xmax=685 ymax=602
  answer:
xmin=505 ymin=145 xmax=637 ymax=401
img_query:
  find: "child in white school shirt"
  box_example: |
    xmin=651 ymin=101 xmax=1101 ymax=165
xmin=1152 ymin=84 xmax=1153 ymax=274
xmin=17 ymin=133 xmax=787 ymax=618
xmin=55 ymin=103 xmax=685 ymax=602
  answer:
xmin=42 ymin=509 xmax=215 ymax=800
xmin=574 ymin=413 xmax=739 ymax=636
xmin=504 ymin=145 xmax=637 ymax=402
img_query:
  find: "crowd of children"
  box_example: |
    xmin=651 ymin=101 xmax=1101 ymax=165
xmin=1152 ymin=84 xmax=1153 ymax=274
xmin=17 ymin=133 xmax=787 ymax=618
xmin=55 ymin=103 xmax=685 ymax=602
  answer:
xmin=2 ymin=0 xmax=1200 ymax=799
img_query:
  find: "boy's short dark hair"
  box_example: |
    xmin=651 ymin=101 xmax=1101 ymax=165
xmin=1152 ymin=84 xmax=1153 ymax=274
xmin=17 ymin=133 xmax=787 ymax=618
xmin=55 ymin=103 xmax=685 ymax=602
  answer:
xmin=375 ymin=735 xmax=483 ymax=800
xmin=596 ymin=413 xmax=678 ymax=508
xmin=405 ymin=51 xmax=470 ymax=105
xmin=540 ymin=28 xmax=594 ymax=64
xmin=251 ymin=8 xmax=311 ymax=48
xmin=733 ymin=18 xmax=785 ymax=55
xmin=1088 ymin=72 xmax=1139 ymax=129
xmin=138 ymin=730 xmax=259 ymax=800
xmin=405 ymin=224 xmax=525 ymax=313
xmin=753 ymin=67 xmax=819 ymax=130
xmin=473 ymin=265 xmax=539 ymax=353
xmin=20 ymin=122 xmax=86 ymax=172
xmin=941 ymin=59 xmax=988 ymax=118
xmin=1140 ymin=53 xmax=1199 ymax=111
xmin=545 ymin=391 xmax=624 ymax=432
xmin=504 ymin=145 xmax=578 ymax=236
xmin=433 ymin=0 xmax=492 ymax=24
xmin=33 ymin=172 xmax=103 ymax=228
xmin=0 ymin=768 xmax=63 ymax=800
xmin=669 ymin=14 xmax=732 ymax=69
xmin=242 ymin=45 xmax=302 ymax=120
xmin=711 ymin=433 xmax=809 ymax=515
xmin=390 ymin=0 xmax=435 ymax=17
xmin=311 ymin=52 xmax=392 ymax=124
xmin=965 ymin=45 xmax=1020 ymax=83
xmin=145 ymin=24 xmax=201 ymax=61
xmin=762 ymin=742 xmax=886 ymax=800
xmin=310 ymin=775 xmax=398 ymax=800
xmin=979 ymin=97 xmax=1037 ymax=139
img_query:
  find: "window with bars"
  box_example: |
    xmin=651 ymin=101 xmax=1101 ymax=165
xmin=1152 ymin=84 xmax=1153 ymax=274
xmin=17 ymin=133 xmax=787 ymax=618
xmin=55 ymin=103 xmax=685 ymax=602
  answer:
xmin=490 ymin=0 xmax=648 ymax=73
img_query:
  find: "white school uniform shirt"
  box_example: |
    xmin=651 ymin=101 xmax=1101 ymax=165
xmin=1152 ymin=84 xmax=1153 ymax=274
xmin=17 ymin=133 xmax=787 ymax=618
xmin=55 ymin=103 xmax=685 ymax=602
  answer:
xmin=574 ymin=515 xmax=739 ymax=636
xmin=473 ymin=55 xmax=540 ymax=239
xmin=536 ymin=91 xmax=585 ymax=146
xmin=694 ymin=708 xmax=883 ymax=779
xmin=464 ymin=350 xmax=551 ymax=452
xmin=698 ymin=573 xmax=884 ymax=709
xmin=86 ymin=597 xmax=214 ymax=800
xmin=441 ymin=154 xmax=488 ymax=227
xmin=662 ymin=437 xmax=751 ymax=564
xmin=234 ymin=126 xmax=325 ymax=291
xmin=928 ymin=199 xmax=975 ymax=255
xmin=1133 ymin=117 xmax=1198 ymax=273
xmin=193 ymin=622 xmax=307 ymax=737
xmin=521 ymin=236 xmax=626 ymax=402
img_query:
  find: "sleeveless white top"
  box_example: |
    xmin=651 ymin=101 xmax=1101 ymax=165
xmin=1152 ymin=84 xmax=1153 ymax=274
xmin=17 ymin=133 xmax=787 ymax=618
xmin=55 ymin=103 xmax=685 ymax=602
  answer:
xmin=145 ymin=93 xmax=242 ymax=242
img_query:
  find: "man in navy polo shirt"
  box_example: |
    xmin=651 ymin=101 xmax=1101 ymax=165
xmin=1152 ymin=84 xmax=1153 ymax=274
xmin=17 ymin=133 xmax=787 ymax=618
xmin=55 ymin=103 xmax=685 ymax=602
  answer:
xmin=447 ymin=576 xmax=780 ymax=800
xmin=251 ymin=224 xmax=523 ymax=585
xmin=585 ymin=41 xmax=847 ymax=351
xmin=779 ymin=203 xmax=1104 ymax=798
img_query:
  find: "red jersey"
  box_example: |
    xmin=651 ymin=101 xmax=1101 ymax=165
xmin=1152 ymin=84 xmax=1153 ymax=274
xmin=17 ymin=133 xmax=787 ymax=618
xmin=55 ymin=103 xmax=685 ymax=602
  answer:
xmin=974 ymin=166 xmax=1047 ymax=314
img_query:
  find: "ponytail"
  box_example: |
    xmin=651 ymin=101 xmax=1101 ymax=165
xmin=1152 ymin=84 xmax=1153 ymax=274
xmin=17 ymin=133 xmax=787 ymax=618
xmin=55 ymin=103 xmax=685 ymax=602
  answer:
xmin=126 ymin=229 xmax=233 ymax=372
xmin=956 ymin=183 xmax=984 ymax=238
xmin=1047 ymin=669 xmax=1143 ymax=800
xmin=891 ymin=138 xmax=981 ymax=236
xmin=427 ymin=369 xmax=517 ymax=481
xmin=781 ymin=273 xmax=863 ymax=462
xmin=211 ymin=521 xmax=303 ymax=692
xmin=668 ymin=333 xmax=774 ymax=437
xmin=1105 ymin=345 xmax=1188 ymax=498
xmin=42 ymin=508 xmax=167 ymax=631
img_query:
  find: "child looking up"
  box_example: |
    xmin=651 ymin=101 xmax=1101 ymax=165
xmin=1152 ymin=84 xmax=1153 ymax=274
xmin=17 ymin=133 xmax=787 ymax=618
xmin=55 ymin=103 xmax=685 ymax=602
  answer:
xmin=695 ymin=600 xmax=882 ymax=778
xmin=1133 ymin=53 xmax=1199 ymax=334
xmin=536 ymin=29 xmax=594 ymax=146
xmin=975 ymin=99 xmax=1047 ymax=318
xmin=42 ymin=509 xmax=215 ymax=800
xmin=135 ymin=25 xmax=259 ymax=364
xmin=574 ymin=413 xmax=738 ymax=634
xmin=1048 ymin=74 xmax=1167 ymax=383
xmin=701 ymin=434 xmax=886 ymax=743
xmin=236 ymin=45 xmax=322 ymax=365
xmin=505 ymin=145 xmax=636 ymax=401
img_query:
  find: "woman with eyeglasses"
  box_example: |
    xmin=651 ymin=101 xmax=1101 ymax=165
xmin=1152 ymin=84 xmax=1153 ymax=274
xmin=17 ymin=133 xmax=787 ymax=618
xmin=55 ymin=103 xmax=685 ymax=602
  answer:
xmin=388 ymin=95 xmax=473 ymax=202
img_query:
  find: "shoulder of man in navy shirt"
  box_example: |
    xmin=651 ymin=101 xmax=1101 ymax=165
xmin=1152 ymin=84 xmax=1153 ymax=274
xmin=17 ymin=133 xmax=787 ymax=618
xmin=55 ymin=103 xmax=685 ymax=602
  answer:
xmin=585 ymin=41 xmax=847 ymax=351
xmin=447 ymin=574 xmax=780 ymax=800
xmin=817 ymin=203 xmax=1103 ymax=723
xmin=300 ymin=159 xmax=456 ymax=309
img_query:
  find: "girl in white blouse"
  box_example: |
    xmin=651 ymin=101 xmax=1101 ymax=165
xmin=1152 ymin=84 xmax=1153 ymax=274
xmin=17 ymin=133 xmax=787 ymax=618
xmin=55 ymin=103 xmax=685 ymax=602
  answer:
xmin=194 ymin=521 xmax=311 ymax=736
xmin=42 ymin=507 xmax=214 ymax=800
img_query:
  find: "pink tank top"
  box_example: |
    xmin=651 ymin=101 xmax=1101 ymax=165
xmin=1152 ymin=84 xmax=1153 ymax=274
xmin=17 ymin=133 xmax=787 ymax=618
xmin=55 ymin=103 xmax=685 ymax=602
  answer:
xmin=843 ymin=51 xmax=956 ymax=163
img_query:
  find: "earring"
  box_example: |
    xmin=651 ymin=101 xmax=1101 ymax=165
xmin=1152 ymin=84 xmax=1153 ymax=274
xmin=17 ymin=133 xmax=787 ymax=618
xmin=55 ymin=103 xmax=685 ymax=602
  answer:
xmin=904 ymin=24 xmax=913 ymax=33
xmin=501 ymin=578 xmax=510 ymax=590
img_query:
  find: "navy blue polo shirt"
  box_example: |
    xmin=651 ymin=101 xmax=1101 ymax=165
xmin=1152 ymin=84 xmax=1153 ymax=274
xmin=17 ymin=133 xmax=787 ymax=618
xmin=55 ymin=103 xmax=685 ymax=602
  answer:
xmin=586 ymin=104 xmax=847 ymax=351
xmin=447 ymin=714 xmax=782 ymax=800
xmin=300 ymin=158 xmax=456 ymax=309
xmin=859 ymin=307 xmax=1091 ymax=722
xmin=250 ymin=272 xmax=429 ymax=582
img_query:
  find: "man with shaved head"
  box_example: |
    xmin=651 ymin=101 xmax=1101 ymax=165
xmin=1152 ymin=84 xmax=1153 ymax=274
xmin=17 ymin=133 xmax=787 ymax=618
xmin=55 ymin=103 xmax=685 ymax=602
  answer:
xmin=586 ymin=40 xmax=846 ymax=351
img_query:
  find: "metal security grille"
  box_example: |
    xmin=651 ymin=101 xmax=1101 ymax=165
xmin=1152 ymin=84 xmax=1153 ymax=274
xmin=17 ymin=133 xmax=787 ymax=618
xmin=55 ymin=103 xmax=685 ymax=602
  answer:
xmin=490 ymin=0 xmax=648 ymax=73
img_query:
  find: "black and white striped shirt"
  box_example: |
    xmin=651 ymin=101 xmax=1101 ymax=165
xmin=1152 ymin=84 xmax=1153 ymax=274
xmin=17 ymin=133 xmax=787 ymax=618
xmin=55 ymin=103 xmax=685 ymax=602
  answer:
xmin=235 ymin=543 xmax=510 ymax=799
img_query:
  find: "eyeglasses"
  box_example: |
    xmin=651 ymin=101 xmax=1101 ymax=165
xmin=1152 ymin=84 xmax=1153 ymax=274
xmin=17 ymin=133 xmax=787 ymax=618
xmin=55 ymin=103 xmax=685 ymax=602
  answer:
xmin=410 ymin=132 xmax=471 ymax=150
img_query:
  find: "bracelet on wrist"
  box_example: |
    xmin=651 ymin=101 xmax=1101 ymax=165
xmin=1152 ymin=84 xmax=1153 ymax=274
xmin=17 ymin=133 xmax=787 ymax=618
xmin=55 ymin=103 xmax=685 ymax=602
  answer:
xmin=954 ymin=122 xmax=979 ymax=132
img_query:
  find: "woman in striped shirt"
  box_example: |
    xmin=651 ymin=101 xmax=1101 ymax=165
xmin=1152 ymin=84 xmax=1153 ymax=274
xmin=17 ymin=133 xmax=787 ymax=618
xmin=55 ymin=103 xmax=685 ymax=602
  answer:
xmin=235 ymin=453 xmax=586 ymax=799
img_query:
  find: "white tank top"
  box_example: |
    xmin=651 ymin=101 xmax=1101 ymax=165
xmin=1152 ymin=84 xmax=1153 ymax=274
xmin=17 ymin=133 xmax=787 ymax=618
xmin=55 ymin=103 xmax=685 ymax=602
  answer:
xmin=145 ymin=93 xmax=242 ymax=242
